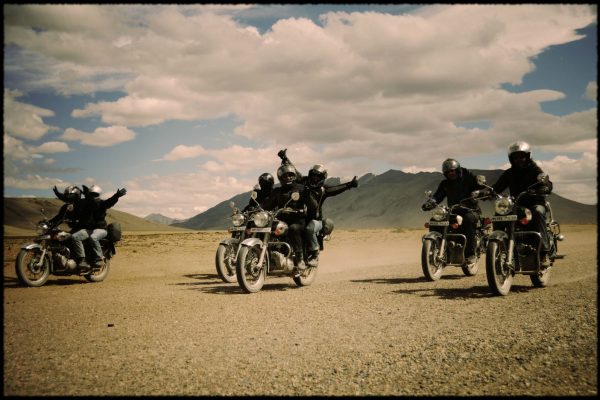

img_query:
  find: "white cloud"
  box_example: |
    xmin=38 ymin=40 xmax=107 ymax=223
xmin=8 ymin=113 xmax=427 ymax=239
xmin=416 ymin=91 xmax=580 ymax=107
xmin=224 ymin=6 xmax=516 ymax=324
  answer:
xmin=3 ymin=89 xmax=57 ymax=140
xmin=537 ymin=151 xmax=597 ymax=204
xmin=34 ymin=141 xmax=71 ymax=153
xmin=585 ymin=81 xmax=597 ymax=101
xmin=159 ymin=144 xmax=206 ymax=161
xmin=61 ymin=126 xmax=136 ymax=147
xmin=4 ymin=174 xmax=67 ymax=190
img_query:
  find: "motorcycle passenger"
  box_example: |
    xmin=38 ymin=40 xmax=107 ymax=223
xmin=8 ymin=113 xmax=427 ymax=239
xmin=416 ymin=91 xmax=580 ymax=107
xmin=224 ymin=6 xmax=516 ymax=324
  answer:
xmin=490 ymin=141 xmax=553 ymax=265
xmin=278 ymin=150 xmax=358 ymax=267
xmin=261 ymin=164 xmax=316 ymax=271
xmin=422 ymin=158 xmax=485 ymax=265
xmin=243 ymin=173 xmax=274 ymax=212
xmin=69 ymin=184 xmax=127 ymax=270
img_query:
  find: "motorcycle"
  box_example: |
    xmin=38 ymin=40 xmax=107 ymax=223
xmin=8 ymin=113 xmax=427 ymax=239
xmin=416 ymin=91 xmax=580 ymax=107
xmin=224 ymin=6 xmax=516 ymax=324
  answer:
xmin=235 ymin=191 xmax=319 ymax=293
xmin=473 ymin=174 xmax=565 ymax=295
xmin=14 ymin=209 xmax=121 ymax=287
xmin=215 ymin=201 xmax=256 ymax=283
xmin=421 ymin=188 xmax=492 ymax=281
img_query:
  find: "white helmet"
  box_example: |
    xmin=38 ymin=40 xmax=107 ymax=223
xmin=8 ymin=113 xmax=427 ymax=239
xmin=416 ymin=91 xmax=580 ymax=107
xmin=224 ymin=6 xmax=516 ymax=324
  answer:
xmin=508 ymin=141 xmax=531 ymax=164
xmin=89 ymin=184 xmax=102 ymax=196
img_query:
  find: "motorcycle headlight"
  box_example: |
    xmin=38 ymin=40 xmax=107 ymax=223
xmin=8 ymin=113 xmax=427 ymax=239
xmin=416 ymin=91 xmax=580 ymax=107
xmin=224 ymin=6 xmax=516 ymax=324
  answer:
xmin=36 ymin=222 xmax=49 ymax=235
xmin=495 ymin=197 xmax=513 ymax=215
xmin=231 ymin=213 xmax=246 ymax=227
xmin=431 ymin=206 xmax=448 ymax=221
xmin=253 ymin=211 xmax=270 ymax=228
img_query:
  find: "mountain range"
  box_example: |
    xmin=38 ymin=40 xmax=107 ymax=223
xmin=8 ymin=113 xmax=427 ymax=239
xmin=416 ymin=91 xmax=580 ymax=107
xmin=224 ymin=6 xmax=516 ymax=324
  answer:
xmin=4 ymin=169 xmax=596 ymax=235
xmin=171 ymin=169 xmax=597 ymax=230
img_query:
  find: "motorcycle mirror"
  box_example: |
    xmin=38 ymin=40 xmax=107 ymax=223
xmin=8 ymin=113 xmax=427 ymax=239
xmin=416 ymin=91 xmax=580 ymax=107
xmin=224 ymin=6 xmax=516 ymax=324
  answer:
xmin=476 ymin=175 xmax=486 ymax=185
xmin=229 ymin=201 xmax=236 ymax=210
xmin=425 ymin=190 xmax=432 ymax=197
xmin=291 ymin=192 xmax=300 ymax=201
xmin=251 ymin=191 xmax=258 ymax=200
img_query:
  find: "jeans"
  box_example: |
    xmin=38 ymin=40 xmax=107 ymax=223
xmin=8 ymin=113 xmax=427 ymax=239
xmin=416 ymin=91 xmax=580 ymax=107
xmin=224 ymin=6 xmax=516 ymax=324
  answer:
xmin=531 ymin=204 xmax=551 ymax=253
xmin=305 ymin=219 xmax=323 ymax=252
xmin=457 ymin=211 xmax=479 ymax=258
xmin=70 ymin=228 xmax=107 ymax=262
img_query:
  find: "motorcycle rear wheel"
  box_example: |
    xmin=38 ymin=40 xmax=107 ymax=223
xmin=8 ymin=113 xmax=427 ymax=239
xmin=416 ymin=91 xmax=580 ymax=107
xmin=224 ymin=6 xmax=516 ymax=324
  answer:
xmin=486 ymin=240 xmax=513 ymax=296
xmin=84 ymin=258 xmax=111 ymax=282
xmin=236 ymin=245 xmax=266 ymax=293
xmin=15 ymin=249 xmax=51 ymax=287
xmin=421 ymin=239 xmax=443 ymax=281
xmin=293 ymin=266 xmax=318 ymax=287
xmin=215 ymin=243 xmax=238 ymax=283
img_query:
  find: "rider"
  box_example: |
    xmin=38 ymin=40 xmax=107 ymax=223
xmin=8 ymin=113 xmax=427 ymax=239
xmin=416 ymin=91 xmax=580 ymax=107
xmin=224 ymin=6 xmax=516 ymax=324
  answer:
xmin=278 ymin=149 xmax=358 ymax=267
xmin=422 ymin=158 xmax=485 ymax=265
xmin=490 ymin=141 xmax=553 ymax=264
xmin=49 ymin=185 xmax=82 ymax=229
xmin=243 ymin=173 xmax=274 ymax=212
xmin=261 ymin=164 xmax=317 ymax=271
xmin=69 ymin=184 xmax=127 ymax=270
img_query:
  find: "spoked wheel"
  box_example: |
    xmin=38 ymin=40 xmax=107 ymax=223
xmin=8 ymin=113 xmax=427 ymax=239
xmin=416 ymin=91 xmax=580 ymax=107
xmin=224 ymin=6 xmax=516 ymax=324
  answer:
xmin=215 ymin=243 xmax=238 ymax=283
xmin=236 ymin=245 xmax=266 ymax=293
xmin=486 ymin=240 xmax=513 ymax=296
xmin=15 ymin=249 xmax=51 ymax=287
xmin=421 ymin=239 xmax=444 ymax=281
xmin=84 ymin=258 xmax=111 ymax=282
xmin=293 ymin=266 xmax=318 ymax=287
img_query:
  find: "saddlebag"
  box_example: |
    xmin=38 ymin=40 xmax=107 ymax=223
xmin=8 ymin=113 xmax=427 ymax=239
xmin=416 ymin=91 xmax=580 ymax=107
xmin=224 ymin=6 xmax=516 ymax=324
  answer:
xmin=107 ymin=222 xmax=122 ymax=242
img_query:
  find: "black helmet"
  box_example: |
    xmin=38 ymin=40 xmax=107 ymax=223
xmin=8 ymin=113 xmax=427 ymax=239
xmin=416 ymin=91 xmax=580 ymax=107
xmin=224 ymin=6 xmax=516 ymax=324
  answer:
xmin=63 ymin=185 xmax=81 ymax=203
xmin=258 ymin=173 xmax=274 ymax=191
xmin=277 ymin=164 xmax=296 ymax=187
xmin=308 ymin=164 xmax=328 ymax=187
xmin=508 ymin=141 xmax=531 ymax=165
xmin=442 ymin=158 xmax=461 ymax=177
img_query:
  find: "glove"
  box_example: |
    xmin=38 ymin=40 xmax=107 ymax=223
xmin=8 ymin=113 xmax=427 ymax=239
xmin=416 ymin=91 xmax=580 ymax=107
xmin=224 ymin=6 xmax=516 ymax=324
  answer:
xmin=421 ymin=199 xmax=437 ymax=211
xmin=53 ymin=185 xmax=60 ymax=197
xmin=117 ymin=188 xmax=127 ymax=197
xmin=82 ymin=185 xmax=89 ymax=195
xmin=349 ymin=176 xmax=358 ymax=188
xmin=277 ymin=149 xmax=288 ymax=161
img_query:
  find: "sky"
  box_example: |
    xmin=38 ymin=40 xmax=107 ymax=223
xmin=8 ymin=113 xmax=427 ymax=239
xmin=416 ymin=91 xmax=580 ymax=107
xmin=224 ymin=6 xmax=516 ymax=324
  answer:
xmin=3 ymin=4 xmax=598 ymax=220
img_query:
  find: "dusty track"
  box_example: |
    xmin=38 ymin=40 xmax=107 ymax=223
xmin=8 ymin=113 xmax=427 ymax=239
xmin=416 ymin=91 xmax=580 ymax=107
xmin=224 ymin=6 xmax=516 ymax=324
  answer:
xmin=3 ymin=225 xmax=597 ymax=396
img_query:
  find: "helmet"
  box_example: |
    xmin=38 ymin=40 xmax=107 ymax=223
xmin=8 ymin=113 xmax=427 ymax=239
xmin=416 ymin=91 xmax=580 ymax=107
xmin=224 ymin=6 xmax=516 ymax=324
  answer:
xmin=442 ymin=158 xmax=461 ymax=176
xmin=63 ymin=185 xmax=81 ymax=203
xmin=258 ymin=173 xmax=274 ymax=191
xmin=508 ymin=141 xmax=531 ymax=164
xmin=89 ymin=184 xmax=102 ymax=197
xmin=277 ymin=164 xmax=297 ymax=186
xmin=308 ymin=164 xmax=328 ymax=188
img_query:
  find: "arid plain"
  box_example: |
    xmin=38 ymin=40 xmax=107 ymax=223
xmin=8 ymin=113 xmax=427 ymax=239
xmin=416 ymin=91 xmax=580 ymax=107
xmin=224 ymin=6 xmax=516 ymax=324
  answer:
xmin=3 ymin=225 xmax=597 ymax=396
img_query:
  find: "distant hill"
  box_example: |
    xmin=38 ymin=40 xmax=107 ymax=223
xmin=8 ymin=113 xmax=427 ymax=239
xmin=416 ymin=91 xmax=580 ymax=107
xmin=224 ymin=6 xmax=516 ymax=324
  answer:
xmin=3 ymin=198 xmax=193 ymax=235
xmin=172 ymin=169 xmax=597 ymax=230
xmin=144 ymin=213 xmax=186 ymax=225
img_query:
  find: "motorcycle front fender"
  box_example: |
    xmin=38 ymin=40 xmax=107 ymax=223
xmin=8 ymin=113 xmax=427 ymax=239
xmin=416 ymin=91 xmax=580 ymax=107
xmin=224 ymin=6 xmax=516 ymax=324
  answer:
xmin=21 ymin=242 xmax=42 ymax=251
xmin=422 ymin=231 xmax=442 ymax=242
xmin=240 ymin=237 xmax=264 ymax=249
xmin=488 ymin=230 xmax=508 ymax=242
xmin=219 ymin=237 xmax=240 ymax=246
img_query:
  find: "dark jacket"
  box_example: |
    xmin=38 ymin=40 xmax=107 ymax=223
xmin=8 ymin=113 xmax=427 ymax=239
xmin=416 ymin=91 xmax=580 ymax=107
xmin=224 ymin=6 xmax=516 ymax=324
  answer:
xmin=73 ymin=192 xmax=121 ymax=230
xmin=431 ymin=167 xmax=484 ymax=210
xmin=492 ymin=159 xmax=552 ymax=207
xmin=302 ymin=180 xmax=354 ymax=221
xmin=261 ymin=182 xmax=316 ymax=222
xmin=243 ymin=186 xmax=272 ymax=212
xmin=49 ymin=203 xmax=78 ymax=229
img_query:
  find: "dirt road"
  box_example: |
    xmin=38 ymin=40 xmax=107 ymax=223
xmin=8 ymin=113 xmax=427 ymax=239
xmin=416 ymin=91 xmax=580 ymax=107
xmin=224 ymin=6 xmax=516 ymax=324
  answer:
xmin=3 ymin=225 xmax=597 ymax=396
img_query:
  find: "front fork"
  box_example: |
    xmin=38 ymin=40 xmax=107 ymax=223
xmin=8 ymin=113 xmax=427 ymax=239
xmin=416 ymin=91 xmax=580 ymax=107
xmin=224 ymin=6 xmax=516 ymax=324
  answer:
xmin=504 ymin=221 xmax=516 ymax=272
xmin=436 ymin=227 xmax=448 ymax=264
xmin=257 ymin=233 xmax=270 ymax=268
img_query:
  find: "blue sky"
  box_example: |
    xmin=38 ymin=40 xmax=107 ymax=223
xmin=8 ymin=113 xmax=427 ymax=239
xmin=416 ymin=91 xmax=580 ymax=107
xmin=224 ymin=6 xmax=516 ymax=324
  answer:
xmin=3 ymin=4 xmax=597 ymax=219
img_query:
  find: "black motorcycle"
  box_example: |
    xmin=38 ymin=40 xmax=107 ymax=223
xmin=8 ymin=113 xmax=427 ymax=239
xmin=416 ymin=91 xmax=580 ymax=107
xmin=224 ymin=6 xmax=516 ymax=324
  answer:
xmin=15 ymin=209 xmax=121 ymax=287
xmin=473 ymin=174 xmax=565 ymax=295
xmin=421 ymin=189 xmax=491 ymax=281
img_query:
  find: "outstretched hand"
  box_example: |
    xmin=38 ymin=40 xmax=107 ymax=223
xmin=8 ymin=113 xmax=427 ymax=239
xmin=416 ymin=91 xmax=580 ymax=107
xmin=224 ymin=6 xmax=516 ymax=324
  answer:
xmin=350 ymin=176 xmax=358 ymax=188
xmin=117 ymin=188 xmax=127 ymax=197
xmin=277 ymin=149 xmax=287 ymax=160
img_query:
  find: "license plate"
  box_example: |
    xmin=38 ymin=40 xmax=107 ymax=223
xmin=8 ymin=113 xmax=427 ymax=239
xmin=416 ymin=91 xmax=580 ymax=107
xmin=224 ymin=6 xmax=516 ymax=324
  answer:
xmin=228 ymin=227 xmax=245 ymax=232
xmin=491 ymin=215 xmax=517 ymax=222
xmin=428 ymin=221 xmax=449 ymax=226
xmin=250 ymin=227 xmax=271 ymax=233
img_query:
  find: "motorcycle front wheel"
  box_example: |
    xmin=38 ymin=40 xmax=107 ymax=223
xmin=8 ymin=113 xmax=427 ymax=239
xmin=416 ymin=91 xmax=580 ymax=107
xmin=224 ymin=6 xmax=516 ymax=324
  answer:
xmin=293 ymin=266 xmax=318 ymax=287
xmin=486 ymin=240 xmax=513 ymax=296
xmin=236 ymin=245 xmax=266 ymax=293
xmin=215 ymin=243 xmax=238 ymax=283
xmin=421 ymin=239 xmax=443 ymax=281
xmin=15 ymin=249 xmax=51 ymax=287
xmin=84 ymin=258 xmax=111 ymax=282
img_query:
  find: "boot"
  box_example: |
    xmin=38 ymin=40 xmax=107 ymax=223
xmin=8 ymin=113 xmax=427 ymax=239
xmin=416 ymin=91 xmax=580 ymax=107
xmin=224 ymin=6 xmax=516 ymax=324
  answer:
xmin=306 ymin=250 xmax=319 ymax=268
xmin=293 ymin=253 xmax=306 ymax=271
xmin=77 ymin=258 xmax=90 ymax=273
